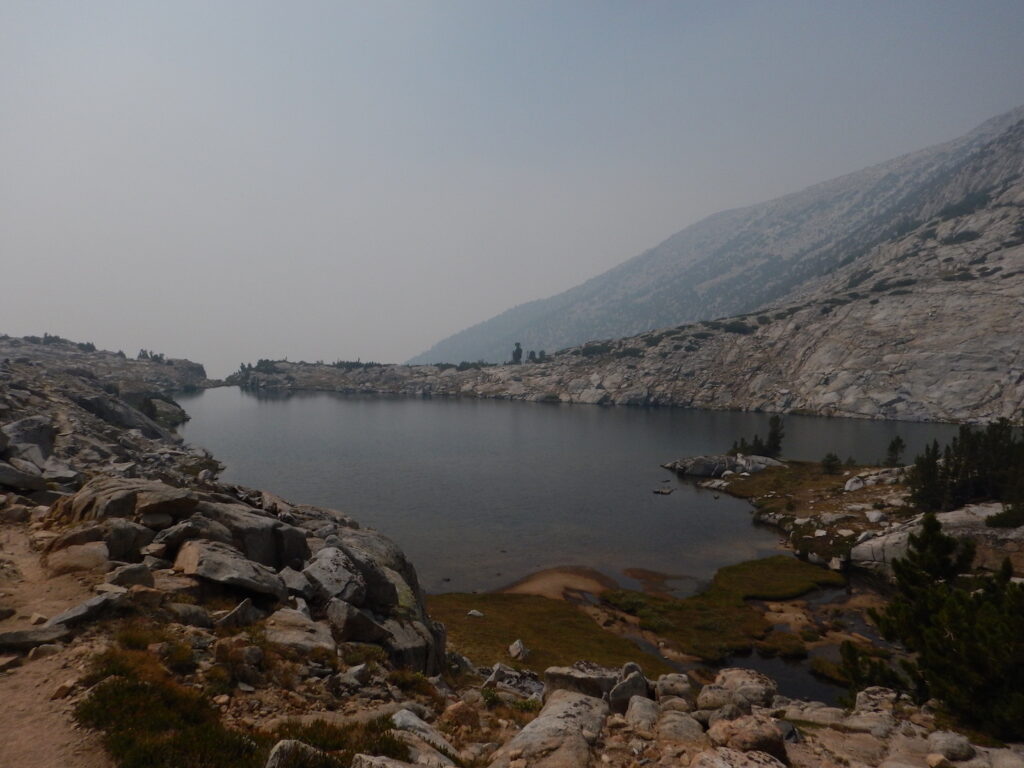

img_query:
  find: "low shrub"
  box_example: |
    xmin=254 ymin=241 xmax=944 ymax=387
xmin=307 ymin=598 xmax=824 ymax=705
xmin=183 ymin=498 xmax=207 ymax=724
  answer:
xmin=75 ymin=678 xmax=267 ymax=768
xmin=273 ymin=717 xmax=409 ymax=765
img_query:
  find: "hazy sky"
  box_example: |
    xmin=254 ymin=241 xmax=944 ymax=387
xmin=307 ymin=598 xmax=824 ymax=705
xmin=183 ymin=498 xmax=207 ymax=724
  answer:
xmin=3 ymin=1 xmax=1024 ymax=377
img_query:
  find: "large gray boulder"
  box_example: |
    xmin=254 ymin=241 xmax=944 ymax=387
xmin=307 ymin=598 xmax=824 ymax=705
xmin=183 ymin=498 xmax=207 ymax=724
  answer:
xmin=105 ymin=518 xmax=157 ymax=560
xmin=0 ymin=460 xmax=47 ymax=491
xmin=174 ymin=539 xmax=286 ymax=601
xmin=302 ymin=547 xmax=367 ymax=605
xmin=0 ymin=625 xmax=70 ymax=652
xmin=655 ymin=673 xmax=695 ymax=701
xmin=543 ymin=662 xmax=619 ymax=700
xmin=927 ymin=731 xmax=975 ymax=762
xmin=264 ymin=740 xmax=327 ymax=768
xmin=335 ymin=528 xmax=420 ymax=612
xmin=263 ymin=608 xmax=335 ymax=655
xmin=658 ymin=710 xmax=709 ymax=744
xmin=48 ymin=518 xmax=156 ymax=563
xmin=1 ymin=416 xmax=55 ymax=467
xmin=489 ymin=690 xmax=609 ymax=768
xmin=852 ymin=503 xmax=1024 ymax=576
xmin=625 ymin=696 xmax=660 ymax=730
xmin=48 ymin=477 xmax=195 ymax=526
xmin=708 ymin=715 xmax=787 ymax=763
xmin=194 ymin=501 xmax=309 ymax=570
xmin=377 ymin=617 xmax=442 ymax=674
xmin=152 ymin=515 xmax=234 ymax=554
xmin=711 ymin=668 xmax=778 ymax=709
xmin=390 ymin=709 xmax=457 ymax=755
xmin=325 ymin=598 xmax=389 ymax=643
xmin=608 ymin=670 xmax=650 ymax=713
xmin=71 ymin=393 xmax=174 ymax=441
xmin=45 ymin=592 xmax=128 ymax=628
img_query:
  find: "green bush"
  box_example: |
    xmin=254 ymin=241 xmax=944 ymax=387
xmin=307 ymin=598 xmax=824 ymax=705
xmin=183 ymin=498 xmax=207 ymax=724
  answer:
xmin=75 ymin=678 xmax=267 ymax=768
xmin=986 ymin=503 xmax=1024 ymax=528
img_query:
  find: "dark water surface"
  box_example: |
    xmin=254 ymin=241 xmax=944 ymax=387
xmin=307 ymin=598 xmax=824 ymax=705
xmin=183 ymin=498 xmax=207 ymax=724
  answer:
xmin=178 ymin=388 xmax=957 ymax=596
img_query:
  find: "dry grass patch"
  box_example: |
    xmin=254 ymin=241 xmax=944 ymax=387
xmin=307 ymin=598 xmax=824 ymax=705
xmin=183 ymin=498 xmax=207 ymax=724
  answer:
xmin=603 ymin=556 xmax=844 ymax=662
xmin=428 ymin=592 xmax=673 ymax=676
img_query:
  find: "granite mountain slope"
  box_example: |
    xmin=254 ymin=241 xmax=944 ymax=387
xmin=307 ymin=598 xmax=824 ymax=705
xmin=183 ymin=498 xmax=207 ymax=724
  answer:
xmin=233 ymin=116 xmax=1024 ymax=422
xmin=409 ymin=105 xmax=1024 ymax=365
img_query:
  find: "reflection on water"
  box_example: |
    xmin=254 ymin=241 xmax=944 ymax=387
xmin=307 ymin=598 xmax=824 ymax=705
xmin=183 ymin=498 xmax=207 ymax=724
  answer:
xmin=178 ymin=388 xmax=957 ymax=595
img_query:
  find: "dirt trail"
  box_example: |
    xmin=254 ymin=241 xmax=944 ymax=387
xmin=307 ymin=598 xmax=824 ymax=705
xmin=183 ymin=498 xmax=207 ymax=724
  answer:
xmin=0 ymin=524 xmax=115 ymax=768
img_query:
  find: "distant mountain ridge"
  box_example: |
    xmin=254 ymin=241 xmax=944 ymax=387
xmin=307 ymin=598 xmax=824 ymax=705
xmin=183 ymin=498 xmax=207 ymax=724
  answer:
xmin=231 ymin=112 xmax=1024 ymax=423
xmin=408 ymin=105 xmax=1024 ymax=365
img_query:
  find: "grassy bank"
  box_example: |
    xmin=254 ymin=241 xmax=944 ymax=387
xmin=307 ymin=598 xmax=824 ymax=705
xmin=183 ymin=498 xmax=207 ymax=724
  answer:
xmin=431 ymin=556 xmax=845 ymax=670
xmin=603 ymin=555 xmax=845 ymax=661
xmin=428 ymin=592 xmax=674 ymax=676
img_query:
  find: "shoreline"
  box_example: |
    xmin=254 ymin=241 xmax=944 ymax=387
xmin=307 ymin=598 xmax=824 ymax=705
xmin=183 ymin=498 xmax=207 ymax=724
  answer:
xmin=208 ymin=380 xmax=979 ymax=427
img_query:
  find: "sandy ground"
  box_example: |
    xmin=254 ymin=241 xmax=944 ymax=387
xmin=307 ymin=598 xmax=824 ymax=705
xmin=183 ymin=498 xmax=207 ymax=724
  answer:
xmin=0 ymin=523 xmax=115 ymax=768
xmin=499 ymin=565 xmax=618 ymax=600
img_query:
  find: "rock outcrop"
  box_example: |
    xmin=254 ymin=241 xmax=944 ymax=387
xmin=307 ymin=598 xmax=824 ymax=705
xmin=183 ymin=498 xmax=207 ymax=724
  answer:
xmin=850 ymin=503 xmax=1024 ymax=576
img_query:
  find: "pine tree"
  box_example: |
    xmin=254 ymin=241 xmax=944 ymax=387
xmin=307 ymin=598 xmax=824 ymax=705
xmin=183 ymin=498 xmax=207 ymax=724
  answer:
xmin=909 ymin=440 xmax=943 ymax=511
xmin=764 ymin=415 xmax=785 ymax=458
xmin=821 ymin=452 xmax=841 ymax=474
xmin=885 ymin=436 xmax=906 ymax=467
xmin=855 ymin=513 xmax=1024 ymax=739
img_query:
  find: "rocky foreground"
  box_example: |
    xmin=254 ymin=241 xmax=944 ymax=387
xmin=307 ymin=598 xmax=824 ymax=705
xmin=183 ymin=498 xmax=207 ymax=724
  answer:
xmin=2 ymin=344 xmax=1023 ymax=767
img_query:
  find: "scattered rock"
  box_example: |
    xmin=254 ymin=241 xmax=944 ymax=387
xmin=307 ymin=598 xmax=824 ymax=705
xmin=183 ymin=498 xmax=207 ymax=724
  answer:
xmin=608 ymin=670 xmax=649 ymax=714
xmin=625 ymin=695 xmax=660 ymax=731
xmin=45 ymin=591 xmax=127 ymax=628
xmin=655 ymin=672 xmax=694 ymax=701
xmin=543 ymin=662 xmax=618 ymax=700
xmin=264 ymin=739 xmax=327 ymax=768
xmin=927 ymin=731 xmax=976 ymax=762
xmin=50 ymin=678 xmax=78 ymax=699
xmin=508 ymin=638 xmax=528 ymax=660
xmin=690 ymin=747 xmax=787 ymax=768
xmin=302 ymin=546 xmax=366 ymax=605
xmin=263 ymin=608 xmax=336 ymax=655
xmin=708 ymin=715 xmax=787 ymax=762
xmin=0 ymin=625 xmax=71 ymax=652
xmin=391 ymin=708 xmax=457 ymax=755
xmin=107 ymin=562 xmax=156 ymax=587
xmin=45 ymin=541 xmax=110 ymax=575
xmin=489 ymin=690 xmax=609 ymax=768
xmin=657 ymin=710 xmax=709 ymax=745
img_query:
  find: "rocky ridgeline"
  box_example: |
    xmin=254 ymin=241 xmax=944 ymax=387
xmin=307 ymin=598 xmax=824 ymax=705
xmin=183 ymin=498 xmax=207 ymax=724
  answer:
xmin=234 ymin=119 xmax=1024 ymax=424
xmin=0 ymin=334 xmax=213 ymax=429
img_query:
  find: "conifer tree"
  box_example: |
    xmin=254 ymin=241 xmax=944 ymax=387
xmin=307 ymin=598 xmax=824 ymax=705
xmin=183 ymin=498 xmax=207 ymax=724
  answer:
xmin=885 ymin=436 xmax=906 ymax=467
